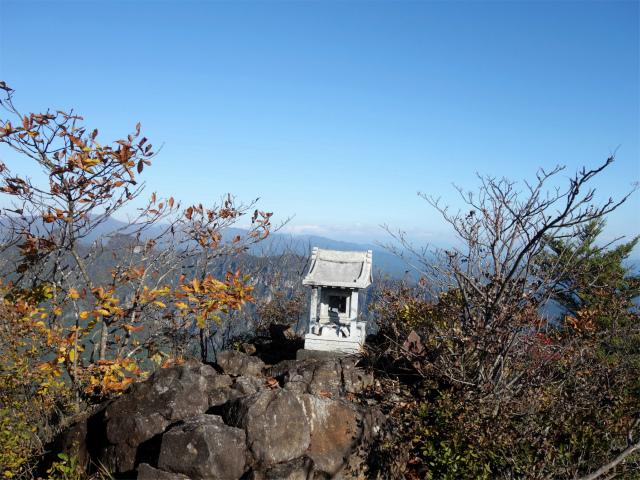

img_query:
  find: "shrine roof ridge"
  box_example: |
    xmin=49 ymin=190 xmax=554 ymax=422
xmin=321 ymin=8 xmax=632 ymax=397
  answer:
xmin=302 ymin=247 xmax=373 ymax=289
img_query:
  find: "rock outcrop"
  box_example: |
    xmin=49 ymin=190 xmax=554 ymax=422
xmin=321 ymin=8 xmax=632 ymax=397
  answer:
xmin=54 ymin=352 xmax=383 ymax=479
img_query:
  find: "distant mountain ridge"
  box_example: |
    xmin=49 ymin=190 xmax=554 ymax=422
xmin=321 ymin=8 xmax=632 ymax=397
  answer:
xmin=5 ymin=215 xmax=635 ymax=281
xmin=44 ymin=216 xmax=413 ymax=278
xmin=0 ymin=214 xmax=415 ymax=278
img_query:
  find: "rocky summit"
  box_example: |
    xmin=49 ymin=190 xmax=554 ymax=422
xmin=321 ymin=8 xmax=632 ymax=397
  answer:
xmin=52 ymin=351 xmax=386 ymax=479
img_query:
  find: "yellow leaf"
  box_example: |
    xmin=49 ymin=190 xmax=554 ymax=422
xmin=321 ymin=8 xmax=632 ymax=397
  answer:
xmin=96 ymin=309 xmax=111 ymax=316
xmin=175 ymin=302 xmax=189 ymax=310
xmin=69 ymin=349 xmax=75 ymax=362
xmin=80 ymin=311 xmax=90 ymax=320
xmin=68 ymin=288 xmax=80 ymax=299
xmin=153 ymin=301 xmax=166 ymax=308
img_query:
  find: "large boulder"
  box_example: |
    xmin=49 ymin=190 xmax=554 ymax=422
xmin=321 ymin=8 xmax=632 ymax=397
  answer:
xmin=98 ymin=363 xmax=210 ymax=473
xmin=216 ymin=349 xmax=265 ymax=376
xmin=157 ymin=414 xmax=246 ymax=480
xmin=50 ymin=352 xmax=384 ymax=479
xmin=300 ymin=394 xmax=385 ymax=478
xmin=223 ymin=389 xmax=311 ymax=466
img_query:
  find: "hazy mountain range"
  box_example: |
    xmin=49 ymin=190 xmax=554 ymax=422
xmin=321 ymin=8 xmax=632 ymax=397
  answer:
xmin=80 ymin=216 xmax=418 ymax=278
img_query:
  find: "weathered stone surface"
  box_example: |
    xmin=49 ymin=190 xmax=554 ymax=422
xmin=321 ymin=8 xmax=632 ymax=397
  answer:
xmin=295 ymin=349 xmax=352 ymax=361
xmin=281 ymin=358 xmax=372 ymax=396
xmin=105 ymin=411 xmax=168 ymax=446
xmin=216 ymin=350 xmax=265 ymax=376
xmin=265 ymin=457 xmax=314 ymax=480
xmin=341 ymin=359 xmax=373 ymax=394
xmin=223 ymin=389 xmax=310 ymax=465
xmin=49 ymin=356 xmax=382 ymax=480
xmin=137 ymin=463 xmax=187 ymax=479
xmin=106 ymin=364 xmax=209 ymax=426
xmin=112 ymin=442 xmax=138 ymax=476
xmin=300 ymin=394 xmax=385 ymax=478
xmin=299 ymin=394 xmax=360 ymax=475
xmin=157 ymin=414 xmax=246 ymax=480
xmin=99 ymin=364 xmax=209 ymax=473
xmin=248 ymin=456 xmax=314 ymax=480
xmin=265 ymin=359 xmax=300 ymax=378
xmin=282 ymin=359 xmax=342 ymax=396
xmin=204 ymin=373 xmax=233 ymax=390
xmin=207 ymin=385 xmax=245 ymax=408
xmin=194 ymin=363 xmax=219 ymax=378
xmin=231 ymin=375 xmax=269 ymax=396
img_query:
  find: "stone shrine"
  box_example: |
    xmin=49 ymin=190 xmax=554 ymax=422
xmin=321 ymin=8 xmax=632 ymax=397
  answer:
xmin=302 ymin=247 xmax=372 ymax=354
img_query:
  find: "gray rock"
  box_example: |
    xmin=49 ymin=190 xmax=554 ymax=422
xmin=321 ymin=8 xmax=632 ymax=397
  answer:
xmin=194 ymin=363 xmax=219 ymax=378
xmin=231 ymin=375 xmax=268 ymax=396
xmin=137 ymin=463 xmax=187 ymax=479
xmin=216 ymin=350 xmax=265 ymax=377
xmin=299 ymin=394 xmax=360 ymax=476
xmin=295 ymin=349 xmax=353 ymax=362
xmin=157 ymin=414 xmax=246 ymax=480
xmin=207 ymin=385 xmax=246 ymax=408
xmin=265 ymin=457 xmax=314 ymax=480
xmin=340 ymin=359 xmax=373 ymax=394
xmin=280 ymin=358 xmax=372 ymax=397
xmin=299 ymin=394 xmax=385 ymax=478
xmin=204 ymin=373 xmax=233 ymax=390
xmin=207 ymin=386 xmax=232 ymax=408
xmin=100 ymin=364 xmax=210 ymax=473
xmin=282 ymin=359 xmax=342 ymax=396
xmin=116 ymin=364 xmax=209 ymax=423
xmin=105 ymin=411 xmax=168 ymax=446
xmin=223 ymin=389 xmax=310 ymax=465
xmin=54 ymin=359 xmax=383 ymax=480
xmin=248 ymin=457 xmax=314 ymax=480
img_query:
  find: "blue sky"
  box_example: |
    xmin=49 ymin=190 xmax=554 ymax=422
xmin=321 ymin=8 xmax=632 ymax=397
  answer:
xmin=1 ymin=0 xmax=638 ymax=251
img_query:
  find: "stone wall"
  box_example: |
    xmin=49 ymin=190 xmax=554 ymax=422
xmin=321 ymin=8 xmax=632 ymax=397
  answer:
xmin=51 ymin=351 xmax=385 ymax=480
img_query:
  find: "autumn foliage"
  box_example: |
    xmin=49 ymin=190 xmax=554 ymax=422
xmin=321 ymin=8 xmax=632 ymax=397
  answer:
xmin=372 ymin=163 xmax=640 ymax=479
xmin=0 ymin=83 xmax=272 ymax=477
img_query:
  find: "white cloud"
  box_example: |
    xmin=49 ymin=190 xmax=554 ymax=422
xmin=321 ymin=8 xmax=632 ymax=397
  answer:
xmin=280 ymin=224 xmax=330 ymax=236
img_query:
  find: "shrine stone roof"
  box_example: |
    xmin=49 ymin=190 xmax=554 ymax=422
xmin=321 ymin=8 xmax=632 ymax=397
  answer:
xmin=302 ymin=247 xmax=373 ymax=289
